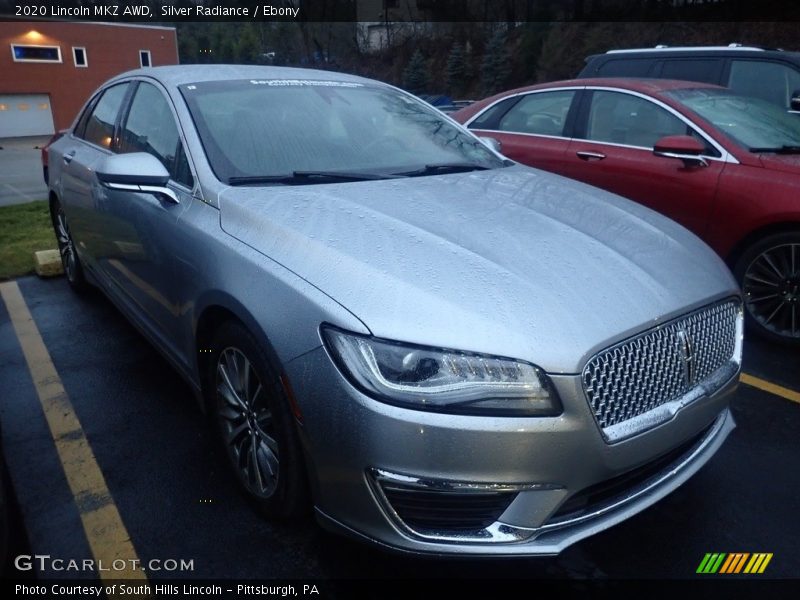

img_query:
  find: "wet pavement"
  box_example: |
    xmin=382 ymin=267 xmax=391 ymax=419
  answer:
xmin=0 ymin=275 xmax=798 ymax=582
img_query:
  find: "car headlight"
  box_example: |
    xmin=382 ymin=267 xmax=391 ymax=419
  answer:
xmin=322 ymin=326 xmax=561 ymax=416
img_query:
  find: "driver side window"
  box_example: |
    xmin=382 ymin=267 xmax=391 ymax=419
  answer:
xmin=582 ymin=90 xmax=719 ymax=156
xmin=119 ymin=82 xmax=194 ymax=188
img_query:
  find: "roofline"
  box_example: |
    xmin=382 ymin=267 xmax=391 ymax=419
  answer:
xmin=0 ymin=16 xmax=175 ymax=32
xmin=606 ymin=45 xmax=769 ymax=54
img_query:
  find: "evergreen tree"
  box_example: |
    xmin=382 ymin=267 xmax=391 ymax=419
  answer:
xmin=445 ymin=43 xmax=467 ymax=96
xmin=403 ymin=50 xmax=430 ymax=94
xmin=481 ymin=28 xmax=511 ymax=96
xmin=236 ymin=24 xmax=261 ymax=65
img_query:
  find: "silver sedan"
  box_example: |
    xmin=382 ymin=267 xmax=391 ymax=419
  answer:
xmin=47 ymin=65 xmax=742 ymax=555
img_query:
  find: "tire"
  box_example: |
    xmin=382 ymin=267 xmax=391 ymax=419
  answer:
xmin=734 ymin=231 xmax=800 ymax=345
xmin=50 ymin=197 xmax=88 ymax=292
xmin=207 ymin=321 xmax=308 ymax=519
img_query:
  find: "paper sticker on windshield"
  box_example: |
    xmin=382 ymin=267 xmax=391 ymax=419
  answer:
xmin=249 ymin=79 xmax=364 ymax=88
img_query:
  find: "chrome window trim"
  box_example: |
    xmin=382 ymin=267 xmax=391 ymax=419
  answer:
xmin=468 ymin=128 xmax=572 ymax=143
xmin=466 ymin=85 xmax=740 ymax=165
xmin=580 ymin=86 xmax=739 ymax=164
xmin=462 ymin=86 xmax=585 ymax=135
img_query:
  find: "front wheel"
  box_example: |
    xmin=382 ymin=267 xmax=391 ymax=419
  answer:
xmin=208 ymin=321 xmax=308 ymax=519
xmin=734 ymin=232 xmax=800 ymax=345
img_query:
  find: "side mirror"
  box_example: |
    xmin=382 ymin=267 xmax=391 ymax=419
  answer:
xmin=96 ymin=152 xmax=178 ymax=203
xmin=653 ymin=135 xmax=708 ymax=168
xmin=479 ymin=136 xmax=502 ymax=153
xmin=790 ymin=89 xmax=800 ymax=112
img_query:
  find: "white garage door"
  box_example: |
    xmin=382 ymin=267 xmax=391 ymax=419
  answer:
xmin=0 ymin=94 xmax=55 ymax=138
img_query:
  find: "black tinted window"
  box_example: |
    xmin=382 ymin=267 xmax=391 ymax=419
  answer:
xmin=595 ymin=58 xmax=654 ymax=77
xmin=659 ymin=59 xmax=722 ymax=84
xmin=728 ymin=60 xmax=800 ymax=109
xmin=81 ymin=84 xmax=129 ymax=149
xmin=119 ymin=83 xmax=193 ymax=188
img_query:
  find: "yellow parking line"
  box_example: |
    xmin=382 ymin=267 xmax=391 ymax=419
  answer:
xmin=740 ymin=373 xmax=800 ymax=405
xmin=0 ymin=281 xmax=147 ymax=582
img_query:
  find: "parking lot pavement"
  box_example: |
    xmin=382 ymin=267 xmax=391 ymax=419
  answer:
xmin=0 ymin=275 xmax=798 ymax=583
xmin=0 ymin=136 xmax=50 ymax=207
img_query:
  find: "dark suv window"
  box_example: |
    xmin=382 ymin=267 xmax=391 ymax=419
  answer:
xmin=595 ymin=58 xmax=654 ymax=77
xmin=659 ymin=59 xmax=722 ymax=84
xmin=80 ymin=83 xmax=129 ymax=149
xmin=119 ymin=82 xmax=193 ymax=188
xmin=728 ymin=60 xmax=800 ymax=109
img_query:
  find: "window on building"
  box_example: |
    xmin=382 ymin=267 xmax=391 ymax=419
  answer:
xmin=72 ymin=47 xmax=87 ymax=67
xmin=139 ymin=50 xmax=152 ymax=68
xmin=11 ymin=44 xmax=62 ymax=63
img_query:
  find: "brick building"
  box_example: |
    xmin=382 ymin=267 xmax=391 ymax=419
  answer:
xmin=0 ymin=20 xmax=178 ymax=137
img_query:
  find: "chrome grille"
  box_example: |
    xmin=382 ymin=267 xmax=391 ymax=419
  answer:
xmin=583 ymin=300 xmax=740 ymax=436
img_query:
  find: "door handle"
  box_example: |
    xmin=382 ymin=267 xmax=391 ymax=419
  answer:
xmin=576 ymin=150 xmax=606 ymax=161
xmin=63 ymin=151 xmax=76 ymax=164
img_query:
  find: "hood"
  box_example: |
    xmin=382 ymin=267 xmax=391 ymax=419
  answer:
xmin=758 ymin=153 xmax=800 ymax=175
xmin=219 ymin=166 xmax=738 ymax=373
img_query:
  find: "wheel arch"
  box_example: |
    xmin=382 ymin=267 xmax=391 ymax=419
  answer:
xmin=725 ymin=220 xmax=800 ymax=269
xmin=193 ymin=291 xmax=286 ymax=412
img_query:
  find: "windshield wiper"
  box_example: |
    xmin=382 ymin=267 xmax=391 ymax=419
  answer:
xmin=228 ymin=170 xmax=399 ymax=186
xmin=394 ymin=163 xmax=491 ymax=177
xmin=749 ymin=145 xmax=800 ymax=154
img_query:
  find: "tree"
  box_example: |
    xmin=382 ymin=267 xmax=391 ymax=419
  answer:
xmin=236 ymin=23 xmax=261 ymax=65
xmin=403 ymin=49 xmax=430 ymax=94
xmin=445 ymin=43 xmax=467 ymax=96
xmin=480 ymin=28 xmax=511 ymax=96
xmin=178 ymin=29 xmax=199 ymax=64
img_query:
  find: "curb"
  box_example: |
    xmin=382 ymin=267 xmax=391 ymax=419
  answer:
xmin=34 ymin=249 xmax=63 ymax=277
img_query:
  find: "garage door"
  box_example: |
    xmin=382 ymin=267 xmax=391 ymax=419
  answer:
xmin=0 ymin=94 xmax=55 ymax=137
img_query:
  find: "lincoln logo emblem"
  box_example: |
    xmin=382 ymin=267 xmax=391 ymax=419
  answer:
xmin=676 ymin=329 xmax=695 ymax=385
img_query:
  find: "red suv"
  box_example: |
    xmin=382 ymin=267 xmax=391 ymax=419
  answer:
xmin=453 ymin=78 xmax=800 ymax=344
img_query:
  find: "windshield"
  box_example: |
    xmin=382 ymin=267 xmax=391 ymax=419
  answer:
xmin=667 ymin=88 xmax=800 ymax=152
xmin=180 ymin=79 xmax=506 ymax=184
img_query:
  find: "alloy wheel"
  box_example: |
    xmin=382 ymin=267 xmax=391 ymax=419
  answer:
xmin=742 ymin=243 xmax=800 ymax=339
xmin=55 ymin=207 xmax=78 ymax=282
xmin=215 ymin=347 xmax=280 ymax=498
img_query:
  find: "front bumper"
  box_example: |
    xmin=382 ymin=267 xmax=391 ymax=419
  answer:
xmin=287 ymin=346 xmax=737 ymax=556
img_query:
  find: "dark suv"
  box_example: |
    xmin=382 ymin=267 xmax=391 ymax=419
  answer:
xmin=578 ymin=45 xmax=800 ymax=113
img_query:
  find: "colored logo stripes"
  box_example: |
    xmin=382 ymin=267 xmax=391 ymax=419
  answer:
xmin=697 ymin=553 xmax=773 ymax=574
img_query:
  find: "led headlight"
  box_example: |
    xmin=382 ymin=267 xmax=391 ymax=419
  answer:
xmin=322 ymin=327 xmax=561 ymax=416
